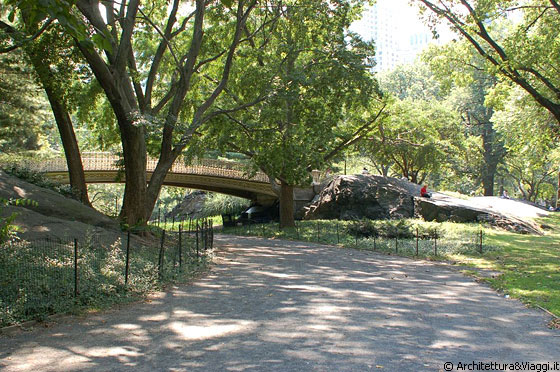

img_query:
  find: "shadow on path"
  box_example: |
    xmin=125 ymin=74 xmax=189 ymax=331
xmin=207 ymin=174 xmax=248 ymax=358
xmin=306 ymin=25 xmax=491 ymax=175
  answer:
xmin=1 ymin=235 xmax=558 ymax=371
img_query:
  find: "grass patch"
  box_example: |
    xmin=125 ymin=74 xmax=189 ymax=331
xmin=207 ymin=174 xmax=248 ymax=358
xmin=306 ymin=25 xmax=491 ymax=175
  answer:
xmin=0 ymin=229 xmax=212 ymax=327
xmin=223 ymin=217 xmax=560 ymax=318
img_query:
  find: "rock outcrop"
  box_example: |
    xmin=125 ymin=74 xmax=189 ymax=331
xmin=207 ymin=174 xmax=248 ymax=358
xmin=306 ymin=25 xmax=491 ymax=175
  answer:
xmin=303 ymin=175 xmax=418 ymax=220
xmin=0 ymin=170 xmax=123 ymax=242
xmin=414 ymin=194 xmax=544 ymax=235
xmin=0 ymin=171 xmax=118 ymax=231
xmin=303 ymin=174 xmax=545 ymax=234
xmin=167 ymin=190 xmax=207 ymax=219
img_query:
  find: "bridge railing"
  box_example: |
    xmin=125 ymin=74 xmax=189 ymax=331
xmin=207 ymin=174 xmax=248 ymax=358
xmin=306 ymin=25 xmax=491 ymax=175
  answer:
xmin=25 ymin=152 xmax=270 ymax=183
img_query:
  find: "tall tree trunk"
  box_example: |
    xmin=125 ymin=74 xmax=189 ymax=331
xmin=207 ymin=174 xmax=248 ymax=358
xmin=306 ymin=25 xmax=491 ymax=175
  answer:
xmin=27 ymin=50 xmax=92 ymax=207
xmin=145 ymin=153 xmax=180 ymax=220
xmin=279 ymin=180 xmax=295 ymax=228
xmin=481 ymin=165 xmax=496 ymax=196
xmin=44 ymin=86 xmax=92 ymax=206
xmin=118 ymin=120 xmax=148 ymax=225
xmin=481 ymin=122 xmax=503 ymax=196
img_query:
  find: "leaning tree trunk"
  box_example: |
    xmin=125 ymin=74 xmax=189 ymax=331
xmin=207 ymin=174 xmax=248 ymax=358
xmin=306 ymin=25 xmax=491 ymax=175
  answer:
xmin=145 ymin=152 xmax=181 ymax=221
xmin=27 ymin=51 xmax=91 ymax=207
xmin=44 ymin=86 xmax=92 ymax=207
xmin=279 ymin=180 xmax=295 ymax=228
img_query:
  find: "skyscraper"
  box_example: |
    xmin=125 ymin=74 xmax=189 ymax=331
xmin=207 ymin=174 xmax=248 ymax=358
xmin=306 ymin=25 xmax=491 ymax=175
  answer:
xmin=351 ymin=0 xmax=448 ymax=71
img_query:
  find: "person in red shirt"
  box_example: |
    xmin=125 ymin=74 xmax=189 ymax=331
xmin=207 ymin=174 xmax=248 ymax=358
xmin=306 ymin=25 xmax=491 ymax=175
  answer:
xmin=421 ymin=185 xmax=431 ymax=198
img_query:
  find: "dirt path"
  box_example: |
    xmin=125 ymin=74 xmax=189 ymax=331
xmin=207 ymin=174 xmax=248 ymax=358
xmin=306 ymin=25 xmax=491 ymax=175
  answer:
xmin=1 ymin=235 xmax=559 ymax=371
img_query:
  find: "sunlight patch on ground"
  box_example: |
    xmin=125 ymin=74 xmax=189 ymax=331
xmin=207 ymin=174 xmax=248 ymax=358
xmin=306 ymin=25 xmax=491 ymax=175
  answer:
xmin=137 ymin=312 xmax=169 ymax=322
xmin=168 ymin=320 xmax=257 ymax=341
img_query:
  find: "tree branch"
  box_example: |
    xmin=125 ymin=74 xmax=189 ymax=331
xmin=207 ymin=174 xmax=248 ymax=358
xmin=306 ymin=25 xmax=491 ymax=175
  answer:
xmin=114 ymin=0 xmax=139 ymax=74
xmin=550 ymin=0 xmax=560 ymax=14
xmin=0 ymin=19 xmax=54 ymax=53
xmin=177 ymin=0 xmax=258 ymax=148
xmin=323 ymin=102 xmax=388 ymax=163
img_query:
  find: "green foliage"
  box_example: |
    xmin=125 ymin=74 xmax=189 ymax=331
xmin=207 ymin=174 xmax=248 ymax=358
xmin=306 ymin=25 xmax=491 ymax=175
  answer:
xmin=224 ymin=218 xmax=485 ymax=257
xmin=201 ymin=193 xmax=250 ymax=217
xmin=422 ymin=41 xmax=506 ymax=195
xmin=377 ymin=62 xmax=444 ymax=101
xmin=0 ymin=231 xmax=211 ymax=327
xmin=361 ymin=97 xmax=463 ymax=184
xmin=492 ymin=87 xmax=559 ymax=202
xmin=0 ymin=51 xmax=51 ymax=152
xmin=0 ymin=198 xmax=37 ymax=243
xmin=417 ymin=0 xmax=560 ymax=132
xmin=207 ymin=0 xmax=382 ymax=187
xmin=346 ymin=219 xmax=414 ymax=239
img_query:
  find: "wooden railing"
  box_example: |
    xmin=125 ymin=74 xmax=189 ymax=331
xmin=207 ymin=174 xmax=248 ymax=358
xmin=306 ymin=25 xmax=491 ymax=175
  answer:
xmin=26 ymin=152 xmax=270 ymax=183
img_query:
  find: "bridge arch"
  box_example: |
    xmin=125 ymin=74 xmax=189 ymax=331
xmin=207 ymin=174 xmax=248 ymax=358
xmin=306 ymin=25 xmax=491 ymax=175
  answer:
xmin=31 ymin=153 xmax=278 ymax=202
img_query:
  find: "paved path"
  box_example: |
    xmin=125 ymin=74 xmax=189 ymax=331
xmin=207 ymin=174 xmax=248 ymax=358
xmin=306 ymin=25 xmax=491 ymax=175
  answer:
xmin=1 ymin=236 xmax=559 ymax=371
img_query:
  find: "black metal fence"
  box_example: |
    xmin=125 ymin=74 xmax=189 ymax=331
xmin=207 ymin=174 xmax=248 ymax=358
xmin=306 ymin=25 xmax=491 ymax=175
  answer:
xmin=0 ymin=220 xmax=214 ymax=327
xmin=224 ymin=220 xmax=488 ymax=257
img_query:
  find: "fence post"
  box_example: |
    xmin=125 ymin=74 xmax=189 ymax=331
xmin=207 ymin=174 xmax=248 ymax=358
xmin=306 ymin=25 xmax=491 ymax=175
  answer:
xmin=416 ymin=227 xmax=419 ymax=256
xmin=172 ymin=216 xmax=175 ymax=231
xmin=210 ymin=220 xmax=214 ymax=249
xmin=434 ymin=235 xmax=438 ymax=256
xmin=157 ymin=208 xmax=161 ymax=228
xmin=395 ymin=237 xmax=398 ymax=254
xmin=373 ymin=234 xmax=376 ymax=250
xmin=196 ymin=222 xmax=200 ymax=259
xmin=204 ymin=220 xmax=208 ymax=250
xmin=317 ymin=222 xmax=320 ymax=242
xmin=74 ymin=239 xmax=79 ymax=298
xmin=125 ymin=231 xmax=130 ymax=286
xmin=479 ymin=230 xmax=483 ymax=254
xmin=178 ymin=225 xmax=183 ymax=269
xmin=336 ymin=222 xmax=340 ymax=244
xmin=158 ymin=230 xmax=166 ymax=280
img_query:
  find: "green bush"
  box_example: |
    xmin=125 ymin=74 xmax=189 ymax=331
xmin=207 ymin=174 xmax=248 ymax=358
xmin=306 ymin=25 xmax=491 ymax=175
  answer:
xmin=346 ymin=219 xmax=414 ymax=239
xmin=201 ymin=193 xmax=250 ymax=217
xmin=0 ymin=198 xmax=37 ymax=243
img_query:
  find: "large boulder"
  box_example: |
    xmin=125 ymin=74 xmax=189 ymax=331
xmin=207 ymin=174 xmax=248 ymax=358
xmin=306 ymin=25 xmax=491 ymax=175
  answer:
xmin=167 ymin=190 xmax=208 ymax=219
xmin=303 ymin=175 xmax=418 ymax=220
xmin=414 ymin=194 xmax=544 ymax=235
xmin=0 ymin=170 xmax=118 ymax=231
xmin=0 ymin=170 xmax=126 ymax=242
xmin=302 ymin=174 xmax=545 ymax=234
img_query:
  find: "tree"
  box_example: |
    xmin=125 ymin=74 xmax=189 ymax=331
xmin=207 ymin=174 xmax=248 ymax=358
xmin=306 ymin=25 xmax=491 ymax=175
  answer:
xmin=377 ymin=62 xmax=443 ymax=101
xmin=493 ymin=86 xmax=559 ymax=202
xmin=1 ymin=13 xmax=92 ymax=206
xmin=362 ymin=98 xmax=462 ymax=184
xmin=0 ymin=50 xmax=50 ymax=152
xmin=423 ymin=42 xmax=506 ymax=195
xmin=416 ymin=0 xmax=560 ymax=131
xmin=204 ymin=0 xmax=384 ymax=227
xmin=6 ymin=0 xmax=265 ymax=226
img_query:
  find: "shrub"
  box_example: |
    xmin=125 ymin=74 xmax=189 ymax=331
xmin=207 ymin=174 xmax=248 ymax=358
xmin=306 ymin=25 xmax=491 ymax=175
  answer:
xmin=0 ymin=198 xmax=37 ymax=243
xmin=201 ymin=193 xmax=250 ymax=217
xmin=346 ymin=219 xmax=380 ymax=238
